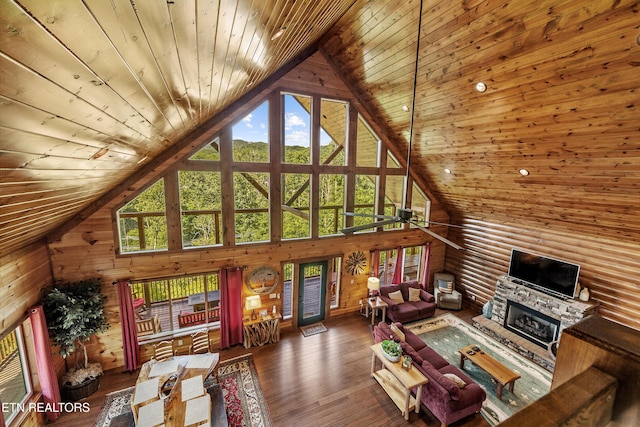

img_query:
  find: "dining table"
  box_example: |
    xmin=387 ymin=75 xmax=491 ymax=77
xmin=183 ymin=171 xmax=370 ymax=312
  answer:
xmin=131 ymin=354 xmax=220 ymax=427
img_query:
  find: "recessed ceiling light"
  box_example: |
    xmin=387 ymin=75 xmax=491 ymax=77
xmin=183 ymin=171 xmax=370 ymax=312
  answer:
xmin=519 ymin=168 xmax=530 ymax=176
xmin=475 ymin=82 xmax=487 ymax=92
xmin=444 ymin=168 xmax=452 ymax=174
xmin=402 ymin=105 xmax=410 ymax=112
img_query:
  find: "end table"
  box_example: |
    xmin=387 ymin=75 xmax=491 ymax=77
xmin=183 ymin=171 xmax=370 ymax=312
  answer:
xmin=367 ymin=297 xmax=388 ymax=325
xmin=243 ymin=313 xmax=281 ymax=348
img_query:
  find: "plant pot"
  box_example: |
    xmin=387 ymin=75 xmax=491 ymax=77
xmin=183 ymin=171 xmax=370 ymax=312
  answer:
xmin=381 ymin=347 xmax=401 ymax=362
xmin=63 ymin=376 xmax=100 ymax=401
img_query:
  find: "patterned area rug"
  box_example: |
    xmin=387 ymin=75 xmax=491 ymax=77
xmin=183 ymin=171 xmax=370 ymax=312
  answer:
xmin=300 ymin=322 xmax=327 ymax=337
xmin=406 ymin=313 xmax=552 ymax=425
xmin=93 ymin=353 xmax=271 ymax=427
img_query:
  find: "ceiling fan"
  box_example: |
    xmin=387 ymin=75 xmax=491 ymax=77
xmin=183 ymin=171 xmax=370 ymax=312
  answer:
xmin=340 ymin=0 xmax=464 ymax=251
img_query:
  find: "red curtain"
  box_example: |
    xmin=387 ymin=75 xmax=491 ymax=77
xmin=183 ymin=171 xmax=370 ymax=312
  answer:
xmin=220 ymin=268 xmax=244 ymax=349
xmin=420 ymin=243 xmax=431 ymax=290
xmin=117 ymin=280 xmax=139 ymax=372
xmin=392 ymin=247 xmax=404 ymax=284
xmin=371 ymin=250 xmax=380 ymax=277
xmin=29 ymin=305 xmax=61 ymax=421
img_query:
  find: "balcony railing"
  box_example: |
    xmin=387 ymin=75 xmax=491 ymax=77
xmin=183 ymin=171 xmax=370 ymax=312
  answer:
xmin=119 ymin=203 xmax=401 ymax=252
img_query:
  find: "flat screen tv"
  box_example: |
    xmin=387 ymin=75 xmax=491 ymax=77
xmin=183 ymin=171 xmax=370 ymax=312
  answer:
xmin=508 ymin=249 xmax=580 ymax=300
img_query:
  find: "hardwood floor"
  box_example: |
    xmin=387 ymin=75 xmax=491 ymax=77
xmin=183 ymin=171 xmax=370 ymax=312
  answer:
xmin=49 ymin=308 xmax=490 ymax=427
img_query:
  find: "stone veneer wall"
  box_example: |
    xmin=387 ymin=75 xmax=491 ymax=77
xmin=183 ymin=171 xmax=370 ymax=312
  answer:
xmin=473 ymin=275 xmax=600 ymax=371
xmin=492 ymin=275 xmax=599 ymax=335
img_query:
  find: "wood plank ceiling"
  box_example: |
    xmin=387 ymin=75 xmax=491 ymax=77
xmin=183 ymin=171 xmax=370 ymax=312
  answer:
xmin=1 ymin=0 xmax=639 ymax=259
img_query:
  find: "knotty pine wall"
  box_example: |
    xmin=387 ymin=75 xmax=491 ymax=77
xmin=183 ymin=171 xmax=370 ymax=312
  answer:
xmin=0 ymin=241 xmax=52 ymax=331
xmin=48 ymin=211 xmax=445 ymax=370
xmin=45 ymin=53 xmax=450 ymax=371
xmin=0 ymin=240 xmax=67 ymax=386
xmin=445 ymin=216 xmax=640 ymax=331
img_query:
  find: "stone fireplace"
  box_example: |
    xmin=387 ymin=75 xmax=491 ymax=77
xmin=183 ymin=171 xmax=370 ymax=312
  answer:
xmin=505 ymin=300 xmax=560 ymax=348
xmin=474 ymin=275 xmax=598 ymax=371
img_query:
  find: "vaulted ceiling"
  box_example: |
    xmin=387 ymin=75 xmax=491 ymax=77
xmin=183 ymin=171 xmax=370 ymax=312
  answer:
xmin=1 ymin=0 xmax=639 ymax=258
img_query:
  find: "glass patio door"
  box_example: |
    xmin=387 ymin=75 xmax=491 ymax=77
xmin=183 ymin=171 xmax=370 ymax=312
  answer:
xmin=297 ymin=261 xmax=327 ymax=326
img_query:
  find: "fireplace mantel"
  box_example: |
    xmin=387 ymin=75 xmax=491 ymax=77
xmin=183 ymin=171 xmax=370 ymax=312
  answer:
xmin=474 ymin=275 xmax=599 ymax=371
xmin=492 ymin=275 xmax=598 ymax=331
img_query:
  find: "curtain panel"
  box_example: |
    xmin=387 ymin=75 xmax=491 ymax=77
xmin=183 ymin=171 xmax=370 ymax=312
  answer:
xmin=392 ymin=247 xmax=404 ymax=284
xmin=28 ymin=305 xmax=61 ymax=421
xmin=117 ymin=281 xmax=139 ymax=371
xmin=371 ymin=250 xmax=380 ymax=277
xmin=220 ymin=268 xmax=244 ymax=349
xmin=420 ymin=243 xmax=431 ymax=290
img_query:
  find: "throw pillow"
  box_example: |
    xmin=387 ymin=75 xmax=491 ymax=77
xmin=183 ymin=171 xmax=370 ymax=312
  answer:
xmin=408 ymin=287 xmax=421 ymax=302
xmin=439 ymin=280 xmax=454 ymax=294
xmin=390 ymin=323 xmax=405 ymax=342
xmin=443 ymin=373 xmax=467 ymax=388
xmin=420 ymin=361 xmax=460 ymax=401
xmin=388 ymin=290 xmax=404 ymax=304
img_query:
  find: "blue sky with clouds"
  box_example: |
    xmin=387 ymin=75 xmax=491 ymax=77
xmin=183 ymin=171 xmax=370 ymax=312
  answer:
xmin=232 ymin=98 xmax=331 ymax=146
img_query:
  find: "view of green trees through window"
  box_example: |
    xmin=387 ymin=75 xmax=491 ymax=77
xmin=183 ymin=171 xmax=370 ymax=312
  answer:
xmin=116 ymin=90 xmax=430 ymax=253
xmin=118 ymin=179 xmax=167 ymax=252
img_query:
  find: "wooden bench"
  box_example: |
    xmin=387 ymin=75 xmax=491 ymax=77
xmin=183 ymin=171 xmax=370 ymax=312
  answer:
xmin=178 ymin=306 xmax=221 ymax=328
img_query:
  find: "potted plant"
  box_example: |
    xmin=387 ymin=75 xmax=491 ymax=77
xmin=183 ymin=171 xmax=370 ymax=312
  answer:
xmin=42 ymin=278 xmax=110 ymax=401
xmin=380 ymin=339 xmax=402 ymax=362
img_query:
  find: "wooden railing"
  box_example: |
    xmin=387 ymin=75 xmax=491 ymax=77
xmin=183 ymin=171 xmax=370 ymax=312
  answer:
xmin=0 ymin=331 xmax=18 ymax=367
xmin=131 ymin=274 xmax=220 ymax=308
xmin=120 ymin=203 xmax=400 ymax=251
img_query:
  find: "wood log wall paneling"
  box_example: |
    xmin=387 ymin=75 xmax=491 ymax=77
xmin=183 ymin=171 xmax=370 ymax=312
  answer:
xmin=445 ymin=216 xmax=640 ymax=331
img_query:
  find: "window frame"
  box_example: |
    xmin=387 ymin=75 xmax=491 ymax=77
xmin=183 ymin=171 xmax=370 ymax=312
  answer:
xmin=0 ymin=324 xmax=33 ymax=426
xmin=131 ymin=273 xmax=221 ymax=344
xmin=113 ymin=88 xmax=431 ymax=254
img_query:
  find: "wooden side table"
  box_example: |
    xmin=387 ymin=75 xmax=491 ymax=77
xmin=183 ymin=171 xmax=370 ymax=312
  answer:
xmin=366 ymin=297 xmax=388 ymax=325
xmin=243 ymin=313 xmax=281 ymax=349
xmin=370 ymin=342 xmax=428 ymax=420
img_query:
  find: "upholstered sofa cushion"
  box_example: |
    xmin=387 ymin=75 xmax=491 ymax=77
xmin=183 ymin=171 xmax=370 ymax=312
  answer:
xmin=378 ymin=281 xmax=436 ymax=323
xmin=400 ymin=341 xmax=424 ymax=365
xmin=416 ymin=345 xmax=449 ymax=369
xmin=421 ymin=361 xmax=461 ymax=401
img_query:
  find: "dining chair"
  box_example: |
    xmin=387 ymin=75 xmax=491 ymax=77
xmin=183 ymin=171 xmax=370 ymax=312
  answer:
xmin=152 ymin=340 xmax=176 ymax=361
xmin=189 ymin=330 xmax=211 ymax=354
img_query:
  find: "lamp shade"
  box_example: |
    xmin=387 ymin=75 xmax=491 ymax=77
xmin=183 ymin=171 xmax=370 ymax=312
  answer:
xmin=245 ymin=295 xmax=262 ymax=311
xmin=367 ymin=277 xmax=380 ymax=291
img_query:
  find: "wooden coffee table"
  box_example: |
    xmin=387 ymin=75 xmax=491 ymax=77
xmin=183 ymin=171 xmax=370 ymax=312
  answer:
xmin=459 ymin=344 xmax=521 ymax=400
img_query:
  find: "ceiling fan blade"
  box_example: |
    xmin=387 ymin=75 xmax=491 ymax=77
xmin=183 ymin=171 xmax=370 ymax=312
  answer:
xmin=412 ymin=223 xmax=465 ymax=251
xmin=342 ymin=212 xmax=398 ymax=220
xmin=423 ymin=220 xmax=466 ymax=229
xmin=341 ymin=219 xmax=399 ymax=234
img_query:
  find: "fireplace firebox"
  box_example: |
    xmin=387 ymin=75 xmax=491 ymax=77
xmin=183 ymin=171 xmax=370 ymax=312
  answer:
xmin=504 ymin=301 xmax=560 ymax=349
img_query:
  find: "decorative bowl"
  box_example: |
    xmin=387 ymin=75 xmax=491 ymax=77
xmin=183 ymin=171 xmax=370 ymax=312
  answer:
xmin=380 ymin=340 xmax=402 ymax=362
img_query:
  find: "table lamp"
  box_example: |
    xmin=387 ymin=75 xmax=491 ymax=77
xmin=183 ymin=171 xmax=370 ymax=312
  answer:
xmin=245 ymin=295 xmax=262 ymax=320
xmin=367 ymin=277 xmax=380 ymax=301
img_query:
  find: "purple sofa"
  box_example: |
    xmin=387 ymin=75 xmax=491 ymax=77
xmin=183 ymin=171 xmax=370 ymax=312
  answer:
xmin=378 ymin=281 xmax=437 ymax=323
xmin=373 ymin=321 xmax=486 ymax=426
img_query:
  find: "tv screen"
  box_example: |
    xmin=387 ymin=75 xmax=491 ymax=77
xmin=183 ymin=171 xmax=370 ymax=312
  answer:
xmin=508 ymin=249 xmax=580 ymax=299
